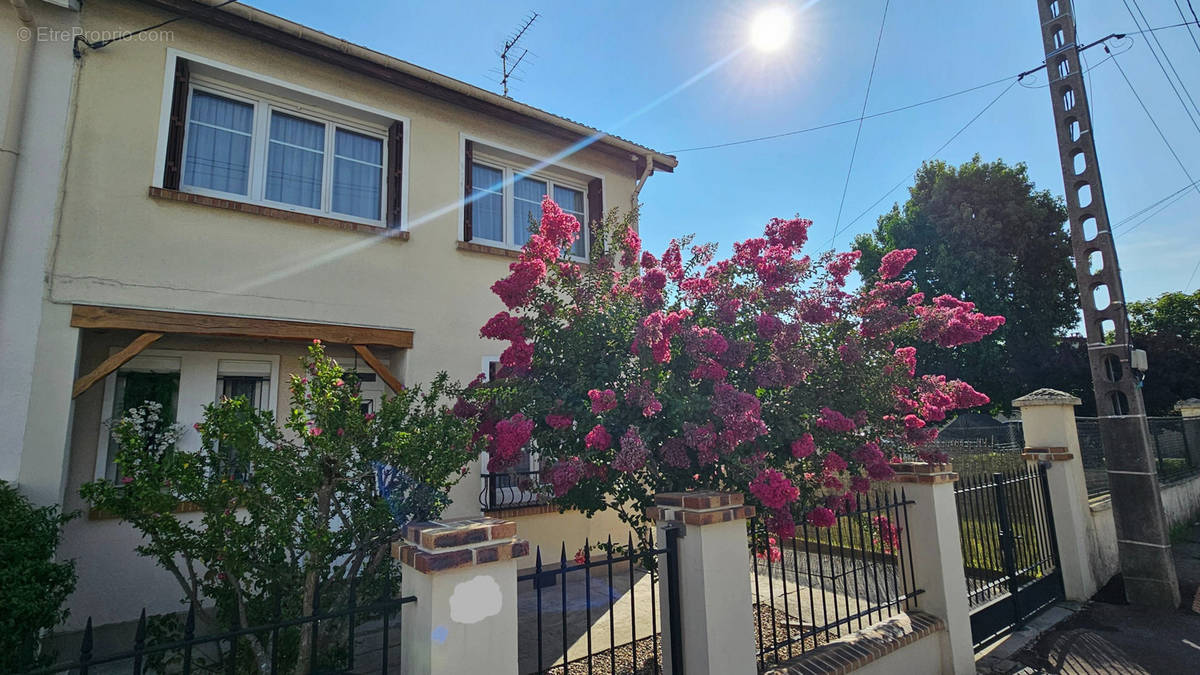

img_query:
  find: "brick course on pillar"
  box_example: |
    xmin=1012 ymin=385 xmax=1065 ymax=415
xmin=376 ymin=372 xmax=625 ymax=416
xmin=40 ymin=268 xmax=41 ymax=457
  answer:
xmin=889 ymin=462 xmax=975 ymax=675
xmin=1015 ymin=389 xmax=1099 ymax=601
xmin=647 ymin=491 xmax=756 ymax=675
xmin=393 ymin=517 xmax=529 ymax=675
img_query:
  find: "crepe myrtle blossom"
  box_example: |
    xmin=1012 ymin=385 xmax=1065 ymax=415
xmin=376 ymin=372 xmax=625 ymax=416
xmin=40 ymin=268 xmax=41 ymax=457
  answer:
xmin=469 ymin=198 xmax=1003 ymax=540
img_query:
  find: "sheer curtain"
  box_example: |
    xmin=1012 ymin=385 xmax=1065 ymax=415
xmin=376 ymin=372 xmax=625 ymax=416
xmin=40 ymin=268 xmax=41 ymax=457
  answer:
xmin=183 ymin=90 xmax=254 ymax=195
xmin=266 ymin=111 xmax=325 ymax=209
xmin=332 ymin=128 xmax=383 ymax=220
xmin=471 ymin=163 xmax=504 ymax=242
xmin=513 ymin=175 xmax=546 ymax=246
xmin=553 ymin=185 xmax=586 ymax=257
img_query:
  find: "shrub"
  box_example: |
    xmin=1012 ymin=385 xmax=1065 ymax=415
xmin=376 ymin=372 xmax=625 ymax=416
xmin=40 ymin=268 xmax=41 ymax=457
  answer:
xmin=469 ymin=199 xmax=1002 ymax=542
xmin=81 ymin=342 xmax=481 ymax=673
xmin=0 ymin=481 xmax=77 ymax=672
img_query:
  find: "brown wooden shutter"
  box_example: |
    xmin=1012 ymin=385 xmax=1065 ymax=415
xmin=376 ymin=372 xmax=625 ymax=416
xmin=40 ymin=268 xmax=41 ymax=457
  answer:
xmin=587 ymin=177 xmax=603 ymax=251
xmin=463 ymin=140 xmax=474 ymax=241
xmin=386 ymin=121 xmax=404 ymax=228
xmin=162 ymin=59 xmax=190 ymax=190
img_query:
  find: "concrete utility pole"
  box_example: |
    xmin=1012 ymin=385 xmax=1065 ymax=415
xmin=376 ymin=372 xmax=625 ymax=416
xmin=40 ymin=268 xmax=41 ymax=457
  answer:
xmin=1034 ymin=0 xmax=1180 ymax=607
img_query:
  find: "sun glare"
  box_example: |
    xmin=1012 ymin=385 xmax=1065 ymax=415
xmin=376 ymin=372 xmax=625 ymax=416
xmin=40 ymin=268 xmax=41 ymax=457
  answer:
xmin=749 ymin=6 xmax=793 ymax=52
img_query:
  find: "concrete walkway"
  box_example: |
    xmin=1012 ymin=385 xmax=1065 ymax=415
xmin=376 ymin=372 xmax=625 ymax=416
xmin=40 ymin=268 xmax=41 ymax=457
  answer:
xmin=979 ymin=519 xmax=1200 ymax=674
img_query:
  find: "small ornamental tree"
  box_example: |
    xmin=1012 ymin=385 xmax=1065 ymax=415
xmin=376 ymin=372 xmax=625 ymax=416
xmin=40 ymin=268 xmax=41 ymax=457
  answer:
xmin=82 ymin=342 xmax=480 ymax=673
xmin=468 ymin=198 xmax=1003 ymax=543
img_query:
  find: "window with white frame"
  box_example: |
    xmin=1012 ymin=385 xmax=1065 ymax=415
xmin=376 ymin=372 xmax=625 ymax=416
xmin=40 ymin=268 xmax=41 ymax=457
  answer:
xmin=179 ymin=81 xmax=389 ymax=225
xmin=468 ymin=155 xmax=589 ymax=258
xmin=96 ymin=350 xmax=279 ymax=481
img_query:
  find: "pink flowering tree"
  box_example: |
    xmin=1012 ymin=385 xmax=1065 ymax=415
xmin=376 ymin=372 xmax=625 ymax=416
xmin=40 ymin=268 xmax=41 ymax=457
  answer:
xmin=468 ymin=198 xmax=1002 ymax=542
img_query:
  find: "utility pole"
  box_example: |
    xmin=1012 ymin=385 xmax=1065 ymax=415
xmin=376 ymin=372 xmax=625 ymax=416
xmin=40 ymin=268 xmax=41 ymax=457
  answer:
xmin=1034 ymin=0 xmax=1180 ymax=607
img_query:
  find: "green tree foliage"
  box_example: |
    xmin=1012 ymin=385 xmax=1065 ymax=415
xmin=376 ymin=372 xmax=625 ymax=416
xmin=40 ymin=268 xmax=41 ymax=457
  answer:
xmin=1129 ymin=290 xmax=1200 ymax=414
xmin=854 ymin=156 xmax=1079 ymax=410
xmin=0 ymin=482 xmax=77 ymax=672
xmin=81 ymin=342 xmax=480 ymax=673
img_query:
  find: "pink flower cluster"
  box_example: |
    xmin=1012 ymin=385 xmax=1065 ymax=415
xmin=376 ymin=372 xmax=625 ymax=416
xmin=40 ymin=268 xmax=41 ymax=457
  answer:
xmin=585 ymin=424 xmax=612 ymax=450
xmin=877 ymin=248 xmax=917 ymax=280
xmin=914 ymin=295 xmax=1006 ymax=348
xmin=588 ymin=389 xmax=618 ymax=414
xmin=791 ymin=433 xmax=815 ymax=458
xmin=624 ymin=380 xmax=662 ymax=418
xmin=712 ymin=383 xmax=767 ymax=450
xmin=632 ymin=309 xmax=691 ymax=363
xmin=614 ymin=427 xmax=649 ymax=472
xmin=546 ymin=456 xmax=585 ymax=496
xmin=488 ymin=414 xmax=534 ymax=472
xmin=750 ymin=469 xmax=800 ymax=510
xmin=815 ymin=407 xmax=857 ymax=433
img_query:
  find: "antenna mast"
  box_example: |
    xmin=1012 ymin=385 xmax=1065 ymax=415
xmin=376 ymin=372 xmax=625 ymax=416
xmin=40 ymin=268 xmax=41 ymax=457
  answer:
xmin=500 ymin=12 xmax=538 ymax=98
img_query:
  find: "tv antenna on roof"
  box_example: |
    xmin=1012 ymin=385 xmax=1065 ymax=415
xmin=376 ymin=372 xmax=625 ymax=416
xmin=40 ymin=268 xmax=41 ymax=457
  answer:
xmin=499 ymin=11 xmax=539 ymax=98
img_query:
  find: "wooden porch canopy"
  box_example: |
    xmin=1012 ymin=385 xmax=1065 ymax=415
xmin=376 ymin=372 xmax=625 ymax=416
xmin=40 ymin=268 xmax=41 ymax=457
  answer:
xmin=70 ymin=304 xmax=411 ymax=398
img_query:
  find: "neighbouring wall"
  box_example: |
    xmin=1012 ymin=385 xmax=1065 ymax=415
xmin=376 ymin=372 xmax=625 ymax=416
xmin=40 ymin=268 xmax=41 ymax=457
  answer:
xmin=1086 ymin=473 xmax=1200 ymax=588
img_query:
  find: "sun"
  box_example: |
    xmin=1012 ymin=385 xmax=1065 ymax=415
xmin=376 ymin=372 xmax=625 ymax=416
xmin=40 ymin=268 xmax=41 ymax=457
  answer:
xmin=749 ymin=6 xmax=793 ymax=52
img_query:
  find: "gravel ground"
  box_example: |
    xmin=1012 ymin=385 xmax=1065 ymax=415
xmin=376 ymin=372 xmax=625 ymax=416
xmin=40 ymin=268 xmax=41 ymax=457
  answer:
xmin=534 ymin=635 xmax=662 ymax=675
xmin=753 ymin=604 xmax=829 ymax=668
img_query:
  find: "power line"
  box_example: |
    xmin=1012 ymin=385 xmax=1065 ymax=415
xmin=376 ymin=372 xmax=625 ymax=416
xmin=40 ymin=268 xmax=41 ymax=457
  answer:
xmin=1173 ymin=0 xmax=1200 ymax=57
xmin=667 ymin=76 xmax=1012 ymax=153
xmin=1107 ymin=46 xmax=1200 ymax=206
xmin=1122 ymin=0 xmax=1200 ymax=135
xmin=833 ymin=0 xmax=891 ymax=236
xmin=668 ymin=20 xmax=1196 ymax=154
xmin=825 ymin=79 xmax=1018 ymax=248
xmin=1112 ymin=178 xmax=1200 ymax=231
xmin=1186 ymin=258 xmax=1200 ymax=291
xmin=1115 ymin=188 xmax=1190 ymax=236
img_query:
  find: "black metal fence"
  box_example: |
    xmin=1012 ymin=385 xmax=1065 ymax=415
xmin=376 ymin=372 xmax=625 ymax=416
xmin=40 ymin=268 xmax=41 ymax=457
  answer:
xmin=1076 ymin=416 xmax=1199 ymax=498
xmin=19 ymin=593 xmax=415 ymax=675
xmin=747 ymin=489 xmax=921 ymax=670
xmin=517 ymin=532 xmax=680 ymax=675
xmin=481 ymin=470 xmax=546 ymax=511
xmin=954 ymin=466 xmax=1063 ymax=649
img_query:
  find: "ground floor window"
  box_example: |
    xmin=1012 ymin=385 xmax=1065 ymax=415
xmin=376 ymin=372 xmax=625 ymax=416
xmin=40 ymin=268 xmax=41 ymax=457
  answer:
xmin=96 ymin=349 xmax=280 ymax=481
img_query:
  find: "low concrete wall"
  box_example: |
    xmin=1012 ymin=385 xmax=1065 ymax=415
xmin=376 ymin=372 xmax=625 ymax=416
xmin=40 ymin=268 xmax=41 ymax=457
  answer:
xmin=1087 ymin=473 xmax=1200 ymax=588
xmin=853 ymin=631 xmax=945 ymax=675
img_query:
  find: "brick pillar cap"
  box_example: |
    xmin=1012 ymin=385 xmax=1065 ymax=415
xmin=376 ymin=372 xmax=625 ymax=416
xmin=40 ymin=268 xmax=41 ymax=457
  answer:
xmin=1012 ymin=388 xmax=1082 ymax=408
xmin=394 ymin=516 xmax=529 ymax=574
xmin=649 ymin=491 xmax=754 ymax=525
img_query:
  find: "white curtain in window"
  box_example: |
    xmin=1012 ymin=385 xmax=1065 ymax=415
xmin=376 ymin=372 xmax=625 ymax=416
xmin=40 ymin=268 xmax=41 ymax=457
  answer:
xmin=183 ymin=91 xmax=254 ymax=195
xmin=513 ymin=176 xmax=547 ymax=246
xmin=266 ymin=112 xmax=325 ymax=209
xmin=472 ymin=163 xmax=504 ymax=242
xmin=332 ymin=128 xmax=383 ymax=220
xmin=553 ymin=185 xmax=586 ymax=257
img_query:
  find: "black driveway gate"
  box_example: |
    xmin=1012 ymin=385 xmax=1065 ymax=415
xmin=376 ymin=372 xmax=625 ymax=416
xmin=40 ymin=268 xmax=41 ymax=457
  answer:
xmin=954 ymin=464 xmax=1063 ymax=650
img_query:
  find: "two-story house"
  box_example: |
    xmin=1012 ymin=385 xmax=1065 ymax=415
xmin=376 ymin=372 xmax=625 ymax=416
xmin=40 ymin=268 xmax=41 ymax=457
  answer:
xmin=0 ymin=0 xmax=676 ymax=628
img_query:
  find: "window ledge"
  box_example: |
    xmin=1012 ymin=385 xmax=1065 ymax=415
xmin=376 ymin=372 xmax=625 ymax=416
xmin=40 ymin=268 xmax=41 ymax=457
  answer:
xmin=149 ymin=187 xmax=409 ymax=240
xmin=457 ymin=240 xmax=521 ymax=259
xmin=456 ymin=240 xmax=590 ymax=267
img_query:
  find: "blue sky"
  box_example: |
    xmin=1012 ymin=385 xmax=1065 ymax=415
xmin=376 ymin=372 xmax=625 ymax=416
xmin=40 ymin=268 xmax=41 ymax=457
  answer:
xmin=244 ymin=0 xmax=1200 ymax=306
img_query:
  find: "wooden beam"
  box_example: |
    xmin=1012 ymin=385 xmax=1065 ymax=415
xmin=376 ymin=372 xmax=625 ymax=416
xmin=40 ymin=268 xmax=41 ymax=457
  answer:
xmin=71 ymin=305 xmax=413 ymax=350
xmin=72 ymin=332 xmax=164 ymax=399
xmin=353 ymin=345 xmax=405 ymax=394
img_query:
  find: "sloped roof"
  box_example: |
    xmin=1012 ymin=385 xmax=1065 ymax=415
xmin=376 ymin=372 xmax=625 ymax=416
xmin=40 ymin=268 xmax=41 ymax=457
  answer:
xmin=144 ymin=1 xmax=678 ymax=173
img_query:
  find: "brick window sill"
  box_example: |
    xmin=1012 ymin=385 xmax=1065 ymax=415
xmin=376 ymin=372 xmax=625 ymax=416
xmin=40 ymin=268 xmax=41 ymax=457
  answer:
xmin=456 ymin=240 xmax=592 ymax=268
xmin=149 ymin=187 xmax=409 ymax=241
xmin=456 ymin=240 xmax=521 ymax=259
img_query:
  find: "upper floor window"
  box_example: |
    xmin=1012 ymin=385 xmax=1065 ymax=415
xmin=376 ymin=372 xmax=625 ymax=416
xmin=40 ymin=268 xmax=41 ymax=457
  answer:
xmin=181 ymin=86 xmax=387 ymax=224
xmin=463 ymin=140 xmax=600 ymax=259
xmin=163 ymin=57 xmax=405 ymax=229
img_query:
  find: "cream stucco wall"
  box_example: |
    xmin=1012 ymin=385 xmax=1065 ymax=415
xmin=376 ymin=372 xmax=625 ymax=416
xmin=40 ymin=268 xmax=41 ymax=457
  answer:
xmin=1087 ymin=473 xmax=1200 ymax=590
xmin=44 ymin=0 xmax=660 ymax=629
